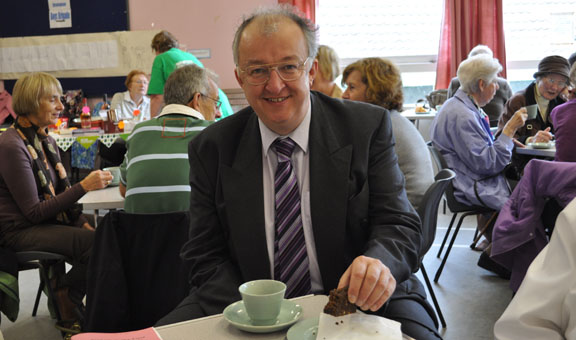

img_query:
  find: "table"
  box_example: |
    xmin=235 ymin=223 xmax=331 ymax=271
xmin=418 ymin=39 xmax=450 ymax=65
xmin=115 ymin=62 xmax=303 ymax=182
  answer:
xmin=156 ymin=295 xmax=413 ymax=340
xmin=78 ymin=186 xmax=124 ymax=227
xmin=515 ymin=145 xmax=556 ymax=158
xmin=401 ymin=109 xmax=436 ymax=129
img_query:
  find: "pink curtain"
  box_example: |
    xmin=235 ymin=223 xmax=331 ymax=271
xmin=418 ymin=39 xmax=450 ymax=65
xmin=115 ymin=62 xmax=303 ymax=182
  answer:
xmin=278 ymin=0 xmax=318 ymax=23
xmin=435 ymin=0 xmax=507 ymax=90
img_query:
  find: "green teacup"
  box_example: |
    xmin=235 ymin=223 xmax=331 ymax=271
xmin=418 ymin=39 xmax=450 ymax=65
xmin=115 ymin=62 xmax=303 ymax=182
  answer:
xmin=525 ymin=104 xmax=538 ymax=120
xmin=103 ymin=166 xmax=120 ymax=186
xmin=239 ymin=280 xmax=286 ymax=326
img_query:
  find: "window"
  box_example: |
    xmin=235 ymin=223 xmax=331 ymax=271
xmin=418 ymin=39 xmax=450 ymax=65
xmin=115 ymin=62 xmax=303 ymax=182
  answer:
xmin=316 ymin=0 xmax=443 ymax=103
xmin=317 ymin=0 xmax=576 ymax=100
xmin=503 ymin=0 xmax=576 ymax=90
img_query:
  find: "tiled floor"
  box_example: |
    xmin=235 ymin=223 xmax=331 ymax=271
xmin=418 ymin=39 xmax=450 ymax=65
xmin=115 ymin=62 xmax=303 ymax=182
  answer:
xmin=0 ymin=210 xmax=513 ymax=340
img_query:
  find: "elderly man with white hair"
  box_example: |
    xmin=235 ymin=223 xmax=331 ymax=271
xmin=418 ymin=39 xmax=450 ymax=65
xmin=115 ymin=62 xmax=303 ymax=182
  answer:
xmin=431 ymin=54 xmax=527 ymax=211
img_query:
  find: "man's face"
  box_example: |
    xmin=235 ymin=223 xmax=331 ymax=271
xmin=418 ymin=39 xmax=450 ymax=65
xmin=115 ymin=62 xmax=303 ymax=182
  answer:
xmin=198 ymin=79 xmax=221 ymax=121
xmin=234 ymin=18 xmax=317 ymax=135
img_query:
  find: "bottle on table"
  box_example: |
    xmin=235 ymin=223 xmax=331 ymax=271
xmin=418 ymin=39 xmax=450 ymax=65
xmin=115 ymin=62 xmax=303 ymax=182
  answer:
xmin=81 ymin=105 xmax=91 ymax=129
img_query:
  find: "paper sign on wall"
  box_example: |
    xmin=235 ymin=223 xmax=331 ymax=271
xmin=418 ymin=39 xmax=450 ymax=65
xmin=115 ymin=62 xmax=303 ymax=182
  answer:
xmin=48 ymin=0 xmax=72 ymax=29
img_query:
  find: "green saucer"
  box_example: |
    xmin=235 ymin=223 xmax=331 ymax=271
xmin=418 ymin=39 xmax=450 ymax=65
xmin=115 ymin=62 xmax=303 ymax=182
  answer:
xmin=287 ymin=317 xmax=319 ymax=340
xmin=223 ymin=299 xmax=303 ymax=333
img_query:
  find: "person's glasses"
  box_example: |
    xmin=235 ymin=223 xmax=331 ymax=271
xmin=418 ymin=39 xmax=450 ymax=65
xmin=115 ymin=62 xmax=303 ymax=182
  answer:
xmin=543 ymin=76 xmax=569 ymax=88
xmin=132 ymin=80 xmax=149 ymax=85
xmin=201 ymin=94 xmax=222 ymax=109
xmin=237 ymin=57 xmax=310 ymax=85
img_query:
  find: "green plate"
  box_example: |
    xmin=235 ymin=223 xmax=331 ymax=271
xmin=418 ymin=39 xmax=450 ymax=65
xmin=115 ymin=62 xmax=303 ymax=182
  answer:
xmin=223 ymin=299 xmax=302 ymax=333
xmin=287 ymin=317 xmax=319 ymax=340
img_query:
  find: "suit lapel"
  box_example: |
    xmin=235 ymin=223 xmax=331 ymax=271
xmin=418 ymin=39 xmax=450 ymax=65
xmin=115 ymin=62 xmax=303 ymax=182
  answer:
xmin=221 ymin=113 xmax=270 ymax=280
xmin=308 ymin=95 xmax=353 ymax=290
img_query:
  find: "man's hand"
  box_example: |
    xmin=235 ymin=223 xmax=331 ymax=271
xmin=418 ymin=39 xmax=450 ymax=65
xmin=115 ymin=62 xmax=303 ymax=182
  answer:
xmin=337 ymin=255 xmax=396 ymax=312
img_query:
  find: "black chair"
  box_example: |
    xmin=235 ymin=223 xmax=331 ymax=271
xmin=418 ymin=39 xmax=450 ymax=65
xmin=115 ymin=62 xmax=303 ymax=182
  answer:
xmin=86 ymin=210 xmax=191 ymax=332
xmin=426 ymin=144 xmax=495 ymax=283
xmin=417 ymin=169 xmax=455 ymax=329
xmin=15 ymin=251 xmax=69 ymax=321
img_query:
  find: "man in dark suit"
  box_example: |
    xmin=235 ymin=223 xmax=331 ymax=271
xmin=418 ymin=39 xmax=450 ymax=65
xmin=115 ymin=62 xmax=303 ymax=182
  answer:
xmin=158 ymin=6 xmax=440 ymax=339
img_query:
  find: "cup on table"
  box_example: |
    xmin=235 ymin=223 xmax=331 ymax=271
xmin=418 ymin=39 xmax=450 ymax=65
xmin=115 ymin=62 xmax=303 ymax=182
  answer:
xmin=525 ymin=104 xmax=538 ymax=120
xmin=239 ymin=280 xmax=286 ymax=325
xmin=103 ymin=166 xmax=120 ymax=186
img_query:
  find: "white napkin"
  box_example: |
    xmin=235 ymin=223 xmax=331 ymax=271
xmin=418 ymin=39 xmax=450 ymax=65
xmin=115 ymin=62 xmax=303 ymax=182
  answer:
xmin=316 ymin=311 xmax=402 ymax=340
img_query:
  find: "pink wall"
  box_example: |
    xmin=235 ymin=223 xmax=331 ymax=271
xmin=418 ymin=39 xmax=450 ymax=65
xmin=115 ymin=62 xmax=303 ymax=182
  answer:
xmin=128 ymin=0 xmax=276 ymax=89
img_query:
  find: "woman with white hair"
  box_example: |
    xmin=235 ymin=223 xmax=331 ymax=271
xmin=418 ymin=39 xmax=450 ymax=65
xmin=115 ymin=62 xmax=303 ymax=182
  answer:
xmin=431 ymin=54 xmax=527 ymax=211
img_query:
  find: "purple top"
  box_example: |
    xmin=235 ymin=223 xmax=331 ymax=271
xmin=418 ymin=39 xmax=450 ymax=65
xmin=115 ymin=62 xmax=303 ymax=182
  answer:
xmin=491 ymin=159 xmax=576 ymax=291
xmin=0 ymin=128 xmax=86 ymax=227
xmin=550 ymin=98 xmax=576 ymax=162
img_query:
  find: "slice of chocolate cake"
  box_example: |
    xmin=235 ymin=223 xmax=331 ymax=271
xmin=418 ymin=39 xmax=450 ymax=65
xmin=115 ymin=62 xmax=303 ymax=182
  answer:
xmin=323 ymin=287 xmax=357 ymax=317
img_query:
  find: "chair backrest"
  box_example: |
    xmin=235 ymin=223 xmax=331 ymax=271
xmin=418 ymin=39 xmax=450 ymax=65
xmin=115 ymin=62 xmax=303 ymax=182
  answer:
xmin=417 ymin=168 xmax=456 ymax=256
xmin=427 ymin=143 xmax=482 ymax=213
xmin=86 ymin=210 xmax=191 ymax=332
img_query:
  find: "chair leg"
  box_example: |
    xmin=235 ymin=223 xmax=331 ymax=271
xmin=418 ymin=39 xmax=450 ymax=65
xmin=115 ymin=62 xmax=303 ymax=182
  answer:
xmin=434 ymin=211 xmax=475 ymax=282
xmin=37 ymin=261 xmax=63 ymax=322
xmin=470 ymin=212 xmax=498 ymax=250
xmin=32 ymin=280 xmax=44 ymax=317
xmin=421 ymin=264 xmax=446 ymax=328
xmin=437 ymin=213 xmax=458 ymax=258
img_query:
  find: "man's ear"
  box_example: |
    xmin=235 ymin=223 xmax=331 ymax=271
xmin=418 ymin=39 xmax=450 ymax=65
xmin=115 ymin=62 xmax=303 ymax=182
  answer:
xmin=234 ymin=68 xmax=244 ymax=87
xmin=188 ymin=92 xmax=202 ymax=112
xmin=307 ymin=58 xmax=318 ymax=88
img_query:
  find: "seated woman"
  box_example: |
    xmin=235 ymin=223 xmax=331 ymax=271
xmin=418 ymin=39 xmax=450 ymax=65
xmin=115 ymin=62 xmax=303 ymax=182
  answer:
xmin=497 ymin=55 xmax=569 ymax=145
xmin=431 ymin=54 xmax=526 ymax=211
xmin=110 ymin=70 xmax=151 ymax=121
xmin=311 ymin=45 xmax=343 ymax=98
xmin=341 ymin=57 xmax=434 ymax=211
xmin=550 ymin=63 xmax=576 ymax=162
xmin=0 ymin=73 xmax=112 ymax=330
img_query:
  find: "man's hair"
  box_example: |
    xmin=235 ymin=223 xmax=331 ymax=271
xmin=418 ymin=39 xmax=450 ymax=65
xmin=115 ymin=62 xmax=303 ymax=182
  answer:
xmin=163 ymin=64 xmax=209 ymax=106
xmin=124 ymin=70 xmax=149 ymax=88
xmin=457 ymin=54 xmax=502 ymax=94
xmin=12 ymin=72 xmax=62 ymax=117
xmin=316 ymin=45 xmax=340 ymax=82
xmin=232 ymin=4 xmax=318 ymax=66
xmin=341 ymin=57 xmax=404 ymax=111
xmin=468 ymin=45 xmax=493 ymax=58
xmin=151 ymin=30 xmax=179 ymax=53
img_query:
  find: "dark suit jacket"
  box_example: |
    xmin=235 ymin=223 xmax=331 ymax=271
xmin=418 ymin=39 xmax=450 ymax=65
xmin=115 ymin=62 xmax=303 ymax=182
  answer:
xmin=182 ymin=91 xmax=423 ymax=316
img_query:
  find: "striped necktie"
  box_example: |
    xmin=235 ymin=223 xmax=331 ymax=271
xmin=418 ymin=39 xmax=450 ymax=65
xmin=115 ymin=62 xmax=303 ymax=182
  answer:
xmin=273 ymin=137 xmax=311 ymax=298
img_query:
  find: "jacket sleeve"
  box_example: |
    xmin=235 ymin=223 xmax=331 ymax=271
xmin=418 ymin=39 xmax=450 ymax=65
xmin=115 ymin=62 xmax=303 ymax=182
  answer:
xmin=362 ymin=111 xmax=423 ymax=282
xmin=0 ymin=135 xmax=85 ymax=225
xmin=179 ymin=140 xmax=243 ymax=316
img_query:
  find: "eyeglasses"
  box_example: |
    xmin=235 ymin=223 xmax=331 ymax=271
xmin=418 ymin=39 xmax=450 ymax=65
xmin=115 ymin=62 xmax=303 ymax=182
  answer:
xmin=543 ymin=76 xmax=569 ymax=88
xmin=201 ymin=94 xmax=222 ymax=109
xmin=132 ymin=80 xmax=149 ymax=85
xmin=237 ymin=57 xmax=310 ymax=85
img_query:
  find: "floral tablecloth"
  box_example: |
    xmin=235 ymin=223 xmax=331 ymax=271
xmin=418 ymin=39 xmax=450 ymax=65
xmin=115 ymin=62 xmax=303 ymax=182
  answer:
xmin=50 ymin=132 xmax=129 ymax=169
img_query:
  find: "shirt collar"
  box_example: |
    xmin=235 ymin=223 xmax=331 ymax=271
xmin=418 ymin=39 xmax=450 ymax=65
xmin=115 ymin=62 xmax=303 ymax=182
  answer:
xmin=259 ymin=104 xmax=311 ymax=157
xmin=158 ymin=104 xmax=205 ymax=120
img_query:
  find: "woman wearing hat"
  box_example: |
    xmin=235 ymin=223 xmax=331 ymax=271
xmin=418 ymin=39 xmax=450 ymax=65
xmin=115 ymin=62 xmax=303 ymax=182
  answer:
xmin=497 ymin=55 xmax=570 ymax=144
